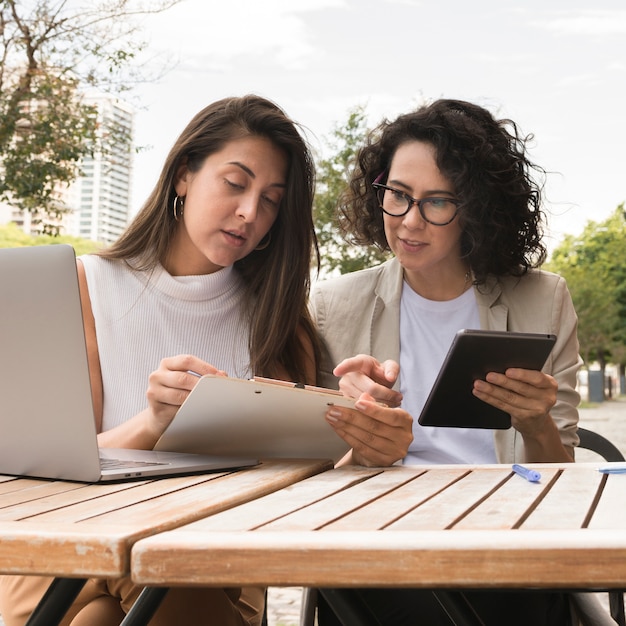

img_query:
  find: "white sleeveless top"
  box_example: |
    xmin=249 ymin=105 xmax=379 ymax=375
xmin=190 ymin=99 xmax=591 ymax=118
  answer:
xmin=400 ymin=281 xmax=497 ymax=465
xmin=80 ymin=255 xmax=251 ymax=431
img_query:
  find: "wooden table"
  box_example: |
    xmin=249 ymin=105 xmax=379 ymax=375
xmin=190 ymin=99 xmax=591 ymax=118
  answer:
xmin=131 ymin=463 xmax=626 ymax=624
xmin=0 ymin=458 xmax=332 ymax=626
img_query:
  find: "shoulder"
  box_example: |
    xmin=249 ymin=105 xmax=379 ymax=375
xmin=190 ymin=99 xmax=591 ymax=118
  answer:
xmin=312 ymin=258 xmax=400 ymax=301
xmin=78 ymin=254 xmax=117 ymax=280
xmin=310 ymin=259 xmax=402 ymax=355
xmin=487 ymin=269 xmax=575 ymax=332
xmin=79 ymin=254 xmax=144 ymax=288
xmin=314 ymin=263 xmax=384 ymax=292
xmin=496 ymin=269 xmax=569 ymax=301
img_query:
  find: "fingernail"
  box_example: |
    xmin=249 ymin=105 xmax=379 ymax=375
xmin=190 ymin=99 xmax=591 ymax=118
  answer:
xmin=327 ymin=409 xmax=341 ymax=422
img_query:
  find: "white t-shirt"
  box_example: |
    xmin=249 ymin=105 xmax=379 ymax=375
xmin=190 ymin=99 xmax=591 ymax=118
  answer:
xmin=400 ymin=282 xmax=497 ymax=465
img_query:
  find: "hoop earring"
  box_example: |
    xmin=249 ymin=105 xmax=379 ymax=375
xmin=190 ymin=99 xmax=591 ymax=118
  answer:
xmin=255 ymin=232 xmax=271 ymax=251
xmin=172 ymin=195 xmax=184 ymax=221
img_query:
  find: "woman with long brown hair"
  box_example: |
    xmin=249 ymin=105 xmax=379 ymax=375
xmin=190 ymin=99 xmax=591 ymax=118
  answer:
xmin=0 ymin=94 xmax=320 ymax=626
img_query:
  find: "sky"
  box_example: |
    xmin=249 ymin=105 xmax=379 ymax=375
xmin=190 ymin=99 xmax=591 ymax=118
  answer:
xmin=129 ymin=0 xmax=626 ymax=253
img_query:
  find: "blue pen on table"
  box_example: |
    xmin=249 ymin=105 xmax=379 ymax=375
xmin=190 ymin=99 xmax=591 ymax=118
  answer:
xmin=512 ymin=463 xmax=541 ymax=483
xmin=598 ymin=463 xmax=626 ymax=474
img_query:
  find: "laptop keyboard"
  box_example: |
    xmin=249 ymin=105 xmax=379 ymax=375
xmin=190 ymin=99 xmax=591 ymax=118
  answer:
xmin=100 ymin=457 xmax=168 ymax=470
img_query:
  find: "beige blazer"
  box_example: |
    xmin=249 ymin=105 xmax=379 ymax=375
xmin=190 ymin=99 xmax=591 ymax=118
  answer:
xmin=310 ymin=257 xmax=582 ymax=463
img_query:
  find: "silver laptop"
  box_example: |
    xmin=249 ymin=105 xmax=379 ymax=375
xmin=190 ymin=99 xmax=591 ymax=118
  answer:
xmin=0 ymin=244 xmax=258 ymax=482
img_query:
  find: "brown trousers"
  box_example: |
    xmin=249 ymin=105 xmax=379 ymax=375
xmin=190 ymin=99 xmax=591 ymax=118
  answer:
xmin=0 ymin=575 xmax=264 ymax=626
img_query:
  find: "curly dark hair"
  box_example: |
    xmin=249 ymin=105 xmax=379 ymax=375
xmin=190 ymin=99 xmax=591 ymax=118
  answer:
xmin=339 ymin=98 xmax=547 ymax=284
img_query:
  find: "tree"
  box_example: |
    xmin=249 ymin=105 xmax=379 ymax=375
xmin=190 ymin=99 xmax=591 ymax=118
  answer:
xmin=314 ymin=105 xmax=390 ymax=276
xmin=0 ymin=0 xmax=180 ymax=232
xmin=0 ymin=221 xmax=100 ymax=254
xmin=547 ymin=205 xmax=626 ymax=393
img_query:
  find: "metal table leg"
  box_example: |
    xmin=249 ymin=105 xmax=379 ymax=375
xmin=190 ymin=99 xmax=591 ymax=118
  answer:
xmin=318 ymin=589 xmax=382 ymax=626
xmin=610 ymin=590 xmax=626 ymax=626
xmin=432 ymin=591 xmax=486 ymax=626
xmin=120 ymin=587 xmax=169 ymax=626
xmin=24 ymin=577 xmax=87 ymax=626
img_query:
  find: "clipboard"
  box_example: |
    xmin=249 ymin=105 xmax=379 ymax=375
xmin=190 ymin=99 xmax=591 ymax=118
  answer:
xmin=155 ymin=376 xmax=354 ymax=461
xmin=417 ymin=329 xmax=557 ymax=429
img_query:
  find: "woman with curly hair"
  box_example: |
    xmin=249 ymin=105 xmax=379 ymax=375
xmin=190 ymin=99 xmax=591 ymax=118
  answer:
xmin=310 ymin=99 xmax=583 ymax=625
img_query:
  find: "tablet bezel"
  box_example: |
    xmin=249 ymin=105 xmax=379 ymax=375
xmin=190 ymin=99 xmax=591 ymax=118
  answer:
xmin=417 ymin=329 xmax=557 ymax=429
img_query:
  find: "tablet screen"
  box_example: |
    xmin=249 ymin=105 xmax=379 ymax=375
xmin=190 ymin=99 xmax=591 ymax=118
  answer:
xmin=417 ymin=330 xmax=557 ymax=429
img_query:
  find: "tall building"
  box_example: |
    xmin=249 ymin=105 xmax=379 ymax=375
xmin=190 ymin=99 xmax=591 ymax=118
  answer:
xmin=0 ymin=93 xmax=134 ymax=245
xmin=70 ymin=93 xmax=134 ymax=245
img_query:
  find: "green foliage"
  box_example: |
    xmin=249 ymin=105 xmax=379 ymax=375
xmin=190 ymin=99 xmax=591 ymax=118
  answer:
xmin=0 ymin=222 xmax=101 ymax=256
xmin=0 ymin=72 xmax=99 ymax=227
xmin=547 ymin=205 xmax=626 ymax=368
xmin=0 ymin=0 xmax=180 ymax=232
xmin=314 ymin=105 xmax=391 ymax=276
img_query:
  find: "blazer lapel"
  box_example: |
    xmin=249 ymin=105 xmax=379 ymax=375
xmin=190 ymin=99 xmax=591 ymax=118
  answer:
xmin=370 ymin=259 xmax=404 ymax=379
xmin=476 ymin=276 xmax=508 ymax=331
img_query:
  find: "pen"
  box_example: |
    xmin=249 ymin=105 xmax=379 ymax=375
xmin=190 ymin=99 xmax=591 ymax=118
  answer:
xmin=598 ymin=463 xmax=626 ymax=474
xmin=512 ymin=464 xmax=541 ymax=483
xmin=187 ymin=370 xmax=202 ymax=378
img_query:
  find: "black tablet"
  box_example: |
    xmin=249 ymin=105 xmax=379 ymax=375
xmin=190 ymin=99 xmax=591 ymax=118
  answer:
xmin=417 ymin=329 xmax=557 ymax=429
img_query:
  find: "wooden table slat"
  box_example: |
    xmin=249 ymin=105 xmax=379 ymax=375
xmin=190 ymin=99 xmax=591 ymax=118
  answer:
xmin=323 ymin=467 xmax=466 ymax=530
xmin=89 ymin=459 xmax=333 ymax=527
xmin=28 ymin=473 xmax=230 ymax=523
xmin=0 ymin=521 xmax=142 ymax=576
xmin=587 ymin=472 xmax=626 ymax=529
xmin=132 ymin=528 xmax=626 ymax=588
xmin=131 ymin=464 xmax=626 ymax=591
xmin=453 ymin=467 xmax=561 ymax=530
xmin=181 ymin=464 xmax=381 ymax=532
xmin=0 ymin=480 xmax=150 ymax=521
xmin=521 ymin=466 xmax=603 ymax=529
xmin=0 ymin=480 xmax=86 ymax=505
xmin=259 ymin=466 xmax=426 ymax=531
xmin=387 ymin=467 xmax=511 ymax=530
xmin=0 ymin=459 xmax=332 ymax=578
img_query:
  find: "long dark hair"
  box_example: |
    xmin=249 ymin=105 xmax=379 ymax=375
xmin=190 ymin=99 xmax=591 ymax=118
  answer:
xmin=340 ymin=98 xmax=547 ymax=284
xmin=99 ymin=95 xmax=320 ymax=382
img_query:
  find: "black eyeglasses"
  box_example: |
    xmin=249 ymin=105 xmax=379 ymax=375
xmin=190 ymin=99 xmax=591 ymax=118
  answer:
xmin=373 ymin=183 xmax=460 ymax=226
